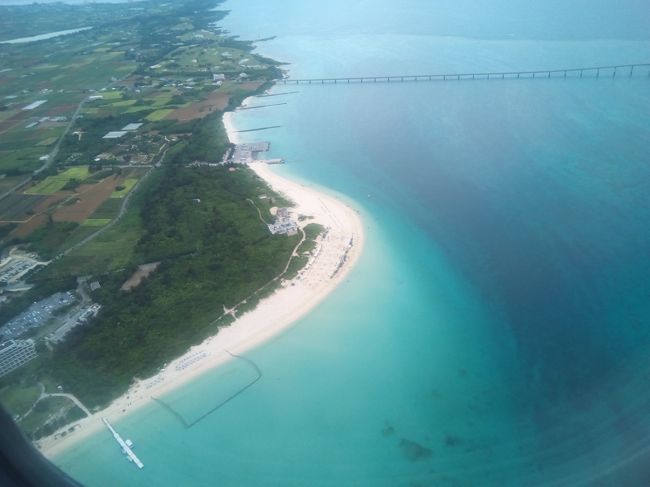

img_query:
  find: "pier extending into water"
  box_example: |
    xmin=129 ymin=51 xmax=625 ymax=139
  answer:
xmin=277 ymin=63 xmax=650 ymax=85
xmin=102 ymin=418 xmax=144 ymax=469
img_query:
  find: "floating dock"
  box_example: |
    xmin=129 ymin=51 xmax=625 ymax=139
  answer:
xmin=102 ymin=417 xmax=144 ymax=469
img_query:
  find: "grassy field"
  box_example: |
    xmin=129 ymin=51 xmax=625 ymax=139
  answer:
xmin=100 ymin=91 xmax=123 ymax=100
xmin=0 ymin=147 xmax=45 ymax=174
xmin=146 ymin=109 xmax=174 ymax=121
xmin=0 ymin=383 xmax=40 ymax=418
xmin=25 ymin=166 xmax=89 ymax=195
xmin=18 ymin=396 xmax=84 ymax=440
xmin=61 ymin=167 xmax=89 ymax=179
xmin=110 ymin=178 xmax=138 ymax=198
xmin=82 ymin=218 xmax=111 ymax=227
xmin=25 ymin=177 xmax=68 ymax=195
xmin=111 ymin=99 xmax=137 ymax=107
xmin=88 ymin=197 xmax=122 ymax=220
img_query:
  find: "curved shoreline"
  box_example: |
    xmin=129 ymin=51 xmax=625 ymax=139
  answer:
xmin=41 ymin=109 xmax=365 ymax=459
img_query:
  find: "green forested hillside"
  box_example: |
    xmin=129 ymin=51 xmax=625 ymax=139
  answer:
xmin=50 ymin=166 xmax=300 ymax=407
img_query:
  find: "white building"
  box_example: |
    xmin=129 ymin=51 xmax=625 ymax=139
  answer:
xmin=0 ymin=339 xmax=37 ymax=378
xmin=212 ymin=73 xmax=226 ymax=81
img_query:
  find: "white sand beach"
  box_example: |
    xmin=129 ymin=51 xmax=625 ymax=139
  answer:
xmin=40 ymin=110 xmax=364 ymax=458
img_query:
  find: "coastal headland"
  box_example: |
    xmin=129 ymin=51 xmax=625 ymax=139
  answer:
xmin=40 ymin=112 xmax=364 ymax=458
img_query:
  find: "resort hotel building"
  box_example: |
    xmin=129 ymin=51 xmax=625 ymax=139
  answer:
xmin=0 ymin=339 xmax=37 ymax=378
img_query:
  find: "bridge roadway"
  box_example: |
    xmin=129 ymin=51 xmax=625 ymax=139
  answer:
xmin=277 ymin=63 xmax=650 ymax=85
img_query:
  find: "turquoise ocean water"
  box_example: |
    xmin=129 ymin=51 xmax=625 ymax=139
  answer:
xmin=55 ymin=1 xmax=650 ymax=485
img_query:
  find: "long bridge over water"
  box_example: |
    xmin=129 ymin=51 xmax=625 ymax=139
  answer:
xmin=277 ymin=63 xmax=650 ymax=85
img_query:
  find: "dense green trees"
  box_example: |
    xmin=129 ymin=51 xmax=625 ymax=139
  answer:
xmin=50 ymin=166 xmax=299 ymax=407
xmin=167 ymin=113 xmax=231 ymax=165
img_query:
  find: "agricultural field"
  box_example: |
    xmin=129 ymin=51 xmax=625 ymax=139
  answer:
xmin=0 ymin=193 xmax=47 ymax=222
xmin=25 ymin=178 xmax=67 ymax=195
xmin=111 ymin=178 xmax=138 ymax=198
xmin=0 ymin=167 xmax=131 ymax=248
xmin=52 ymin=175 xmax=122 ymax=223
xmin=81 ymin=218 xmax=111 ymax=227
xmin=87 ymin=197 xmax=122 ymax=220
xmin=0 ymin=0 xmax=288 ymax=437
xmin=146 ymin=109 xmax=174 ymax=121
xmin=0 ymin=175 xmax=25 ymax=194
xmin=0 ymin=147 xmax=47 ymax=175
xmin=25 ymin=166 xmax=89 ymax=195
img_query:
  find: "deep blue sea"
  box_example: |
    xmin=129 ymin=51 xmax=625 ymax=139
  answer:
xmin=55 ymin=1 xmax=650 ymax=485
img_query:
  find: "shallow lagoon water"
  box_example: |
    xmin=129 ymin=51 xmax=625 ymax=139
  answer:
xmin=56 ymin=1 xmax=650 ymax=485
xmin=0 ymin=27 xmax=91 ymax=44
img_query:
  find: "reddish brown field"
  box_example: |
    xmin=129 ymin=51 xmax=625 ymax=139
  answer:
xmin=167 ymin=92 xmax=230 ymax=121
xmin=12 ymin=214 xmax=48 ymax=238
xmin=52 ymin=176 xmax=122 ymax=223
xmin=32 ymin=193 xmax=71 ymax=213
xmin=9 ymin=193 xmax=72 ymax=238
xmin=6 ymin=176 xmax=123 ymax=238
xmin=166 ymin=82 xmax=263 ymax=121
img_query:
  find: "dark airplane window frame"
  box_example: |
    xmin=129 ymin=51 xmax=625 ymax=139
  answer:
xmin=0 ymin=406 xmax=81 ymax=487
